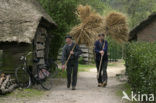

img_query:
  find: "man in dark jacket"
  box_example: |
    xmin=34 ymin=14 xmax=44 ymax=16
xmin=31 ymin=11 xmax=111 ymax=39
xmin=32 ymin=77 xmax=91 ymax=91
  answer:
xmin=61 ymin=35 xmax=82 ymax=90
xmin=94 ymin=34 xmax=108 ymax=87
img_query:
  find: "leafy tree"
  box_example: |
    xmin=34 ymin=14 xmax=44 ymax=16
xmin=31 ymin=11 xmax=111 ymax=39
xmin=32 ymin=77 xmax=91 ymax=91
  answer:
xmin=38 ymin=0 xmax=110 ymax=59
xmin=38 ymin=0 xmax=79 ymax=59
xmin=78 ymin=0 xmax=107 ymax=14
xmin=103 ymin=0 xmax=156 ymax=28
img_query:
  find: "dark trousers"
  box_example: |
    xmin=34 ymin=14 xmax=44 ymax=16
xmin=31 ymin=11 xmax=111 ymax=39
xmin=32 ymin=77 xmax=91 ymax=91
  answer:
xmin=96 ymin=60 xmax=108 ymax=83
xmin=66 ymin=62 xmax=78 ymax=87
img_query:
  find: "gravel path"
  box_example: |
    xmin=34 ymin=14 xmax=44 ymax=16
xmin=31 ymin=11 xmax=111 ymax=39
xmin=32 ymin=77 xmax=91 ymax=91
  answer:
xmin=0 ymin=63 xmax=125 ymax=103
xmin=35 ymin=72 xmax=123 ymax=103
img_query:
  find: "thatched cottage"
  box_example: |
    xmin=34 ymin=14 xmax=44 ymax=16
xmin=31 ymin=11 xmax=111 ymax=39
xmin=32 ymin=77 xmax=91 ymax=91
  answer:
xmin=0 ymin=0 xmax=57 ymax=73
xmin=129 ymin=12 xmax=156 ymax=42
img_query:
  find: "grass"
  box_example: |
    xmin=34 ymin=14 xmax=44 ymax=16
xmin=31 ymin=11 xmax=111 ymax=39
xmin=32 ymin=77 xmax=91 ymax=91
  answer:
xmin=108 ymin=62 xmax=118 ymax=66
xmin=108 ymin=59 xmax=125 ymax=67
xmin=56 ymin=69 xmax=67 ymax=78
xmin=116 ymin=83 xmax=138 ymax=103
xmin=61 ymin=61 xmax=124 ymax=73
xmin=55 ymin=64 xmax=96 ymax=78
xmin=0 ymin=88 xmax=44 ymax=99
xmin=78 ymin=64 xmax=96 ymax=72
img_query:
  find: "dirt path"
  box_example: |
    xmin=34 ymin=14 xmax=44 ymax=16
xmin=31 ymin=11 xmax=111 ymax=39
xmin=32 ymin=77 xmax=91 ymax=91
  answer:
xmin=37 ymin=73 xmax=123 ymax=103
xmin=0 ymin=62 xmax=125 ymax=103
xmin=33 ymin=63 xmax=125 ymax=103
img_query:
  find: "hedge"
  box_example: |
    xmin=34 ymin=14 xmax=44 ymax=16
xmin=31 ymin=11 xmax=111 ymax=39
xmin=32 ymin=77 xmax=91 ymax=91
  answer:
xmin=124 ymin=42 xmax=156 ymax=96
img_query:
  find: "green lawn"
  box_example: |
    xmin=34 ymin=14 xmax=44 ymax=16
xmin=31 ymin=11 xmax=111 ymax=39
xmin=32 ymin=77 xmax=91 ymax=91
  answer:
xmin=78 ymin=61 xmax=123 ymax=72
xmin=56 ymin=69 xmax=67 ymax=78
xmin=116 ymin=83 xmax=138 ymax=103
xmin=78 ymin=64 xmax=96 ymax=72
xmin=55 ymin=64 xmax=96 ymax=78
xmin=0 ymin=88 xmax=44 ymax=99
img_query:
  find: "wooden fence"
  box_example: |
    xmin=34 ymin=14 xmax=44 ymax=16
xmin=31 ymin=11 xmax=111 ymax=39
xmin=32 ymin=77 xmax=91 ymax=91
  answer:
xmin=57 ymin=44 xmax=123 ymax=64
xmin=57 ymin=44 xmax=93 ymax=64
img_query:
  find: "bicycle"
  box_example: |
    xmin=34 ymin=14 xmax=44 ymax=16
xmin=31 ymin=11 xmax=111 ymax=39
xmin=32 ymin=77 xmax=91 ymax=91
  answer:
xmin=45 ymin=58 xmax=59 ymax=78
xmin=15 ymin=52 xmax=59 ymax=90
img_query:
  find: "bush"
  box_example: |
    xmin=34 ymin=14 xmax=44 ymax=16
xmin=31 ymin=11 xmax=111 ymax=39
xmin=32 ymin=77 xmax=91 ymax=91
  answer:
xmin=78 ymin=56 xmax=85 ymax=64
xmin=124 ymin=42 xmax=156 ymax=96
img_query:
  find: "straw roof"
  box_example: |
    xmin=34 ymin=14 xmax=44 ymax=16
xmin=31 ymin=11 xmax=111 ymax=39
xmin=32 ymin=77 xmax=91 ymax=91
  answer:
xmin=0 ymin=0 xmax=56 ymax=43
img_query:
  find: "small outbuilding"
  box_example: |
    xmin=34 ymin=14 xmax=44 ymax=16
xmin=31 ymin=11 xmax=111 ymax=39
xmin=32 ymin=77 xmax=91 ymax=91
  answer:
xmin=129 ymin=12 xmax=156 ymax=42
xmin=0 ymin=0 xmax=57 ymax=73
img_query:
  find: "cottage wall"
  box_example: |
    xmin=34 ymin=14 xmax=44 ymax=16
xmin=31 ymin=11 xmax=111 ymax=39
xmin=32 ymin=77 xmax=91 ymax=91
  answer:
xmin=137 ymin=19 xmax=156 ymax=42
xmin=0 ymin=43 xmax=31 ymax=74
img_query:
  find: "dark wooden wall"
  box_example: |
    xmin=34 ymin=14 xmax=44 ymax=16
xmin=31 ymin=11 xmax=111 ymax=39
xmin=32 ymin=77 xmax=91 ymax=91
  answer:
xmin=0 ymin=42 xmax=31 ymax=74
xmin=137 ymin=19 xmax=156 ymax=42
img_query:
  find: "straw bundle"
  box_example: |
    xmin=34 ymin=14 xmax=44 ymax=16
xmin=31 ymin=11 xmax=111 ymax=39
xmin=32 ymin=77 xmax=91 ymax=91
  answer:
xmin=76 ymin=5 xmax=92 ymax=22
xmin=105 ymin=12 xmax=128 ymax=43
xmin=65 ymin=5 xmax=105 ymax=66
xmin=70 ymin=5 xmax=105 ymax=46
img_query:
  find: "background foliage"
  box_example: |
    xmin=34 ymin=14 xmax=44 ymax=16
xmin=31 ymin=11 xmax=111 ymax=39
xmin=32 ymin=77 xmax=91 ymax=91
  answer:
xmin=0 ymin=0 xmax=155 ymax=64
xmin=103 ymin=0 xmax=156 ymax=28
xmin=38 ymin=0 xmax=115 ymax=60
xmin=124 ymin=42 xmax=156 ymax=96
xmin=38 ymin=0 xmax=156 ymax=60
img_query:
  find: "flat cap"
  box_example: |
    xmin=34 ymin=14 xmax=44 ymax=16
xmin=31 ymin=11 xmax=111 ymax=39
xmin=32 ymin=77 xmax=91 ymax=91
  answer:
xmin=65 ymin=35 xmax=72 ymax=39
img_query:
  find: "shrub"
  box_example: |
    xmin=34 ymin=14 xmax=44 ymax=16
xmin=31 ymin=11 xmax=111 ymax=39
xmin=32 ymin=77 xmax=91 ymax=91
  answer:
xmin=78 ymin=56 xmax=85 ymax=64
xmin=124 ymin=42 xmax=156 ymax=96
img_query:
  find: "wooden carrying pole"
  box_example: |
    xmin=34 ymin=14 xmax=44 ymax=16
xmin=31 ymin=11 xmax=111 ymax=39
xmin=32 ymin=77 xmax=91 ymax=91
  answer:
xmin=64 ymin=43 xmax=77 ymax=67
xmin=64 ymin=29 xmax=83 ymax=68
xmin=98 ymin=40 xmax=105 ymax=79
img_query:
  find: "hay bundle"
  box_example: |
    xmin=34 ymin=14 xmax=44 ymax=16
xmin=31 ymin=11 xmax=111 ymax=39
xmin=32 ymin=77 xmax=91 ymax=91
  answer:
xmin=105 ymin=12 xmax=128 ymax=43
xmin=76 ymin=5 xmax=92 ymax=22
xmin=70 ymin=5 xmax=105 ymax=46
xmin=65 ymin=5 xmax=105 ymax=66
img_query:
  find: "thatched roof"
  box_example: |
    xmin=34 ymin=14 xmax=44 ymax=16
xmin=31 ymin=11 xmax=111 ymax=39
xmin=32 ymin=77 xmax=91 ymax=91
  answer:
xmin=129 ymin=12 xmax=156 ymax=41
xmin=0 ymin=0 xmax=56 ymax=43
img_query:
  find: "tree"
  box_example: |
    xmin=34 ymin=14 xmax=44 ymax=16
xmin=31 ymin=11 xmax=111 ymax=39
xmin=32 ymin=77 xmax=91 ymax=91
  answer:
xmin=38 ymin=0 xmax=110 ymax=59
xmin=38 ymin=0 xmax=79 ymax=59
xmin=103 ymin=0 xmax=156 ymax=28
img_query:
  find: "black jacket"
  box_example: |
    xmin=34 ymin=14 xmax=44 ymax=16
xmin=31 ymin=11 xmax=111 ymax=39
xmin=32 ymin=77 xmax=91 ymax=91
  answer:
xmin=94 ymin=40 xmax=108 ymax=62
xmin=61 ymin=42 xmax=82 ymax=65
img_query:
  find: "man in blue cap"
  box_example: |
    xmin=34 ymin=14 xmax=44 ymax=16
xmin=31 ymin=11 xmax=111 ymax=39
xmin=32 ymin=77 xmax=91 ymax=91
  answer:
xmin=94 ymin=33 xmax=108 ymax=87
xmin=61 ymin=35 xmax=82 ymax=90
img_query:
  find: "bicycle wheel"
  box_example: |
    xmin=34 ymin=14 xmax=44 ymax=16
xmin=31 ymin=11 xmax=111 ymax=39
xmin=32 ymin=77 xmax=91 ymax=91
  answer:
xmin=15 ymin=67 xmax=31 ymax=88
xmin=49 ymin=63 xmax=59 ymax=78
xmin=39 ymin=70 xmax=53 ymax=90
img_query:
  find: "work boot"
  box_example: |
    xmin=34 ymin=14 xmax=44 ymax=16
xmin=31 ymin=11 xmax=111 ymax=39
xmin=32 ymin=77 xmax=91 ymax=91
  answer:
xmin=67 ymin=83 xmax=70 ymax=88
xmin=97 ymin=83 xmax=102 ymax=87
xmin=72 ymin=86 xmax=76 ymax=90
xmin=102 ymin=81 xmax=107 ymax=87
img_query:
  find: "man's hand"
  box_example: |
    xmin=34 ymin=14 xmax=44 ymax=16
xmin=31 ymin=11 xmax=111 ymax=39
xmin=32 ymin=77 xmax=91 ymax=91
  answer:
xmin=62 ymin=65 xmax=65 ymax=71
xmin=99 ymin=50 xmax=104 ymax=56
xmin=70 ymin=51 xmax=74 ymax=55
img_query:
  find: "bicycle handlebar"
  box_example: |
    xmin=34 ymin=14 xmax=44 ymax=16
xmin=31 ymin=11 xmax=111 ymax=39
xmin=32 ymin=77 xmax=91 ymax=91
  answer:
xmin=26 ymin=52 xmax=32 ymax=57
xmin=20 ymin=52 xmax=32 ymax=61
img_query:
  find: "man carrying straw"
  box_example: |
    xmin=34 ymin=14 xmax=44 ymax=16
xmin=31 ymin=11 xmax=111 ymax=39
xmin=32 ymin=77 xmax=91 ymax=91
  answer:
xmin=62 ymin=4 xmax=128 ymax=89
xmin=61 ymin=35 xmax=82 ymax=90
xmin=94 ymin=33 xmax=108 ymax=87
